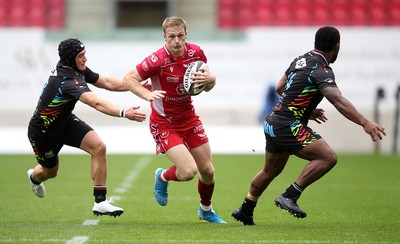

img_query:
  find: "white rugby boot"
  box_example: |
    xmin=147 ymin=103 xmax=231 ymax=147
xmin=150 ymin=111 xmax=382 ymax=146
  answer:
xmin=27 ymin=169 xmax=46 ymax=198
xmin=93 ymin=198 xmax=124 ymax=217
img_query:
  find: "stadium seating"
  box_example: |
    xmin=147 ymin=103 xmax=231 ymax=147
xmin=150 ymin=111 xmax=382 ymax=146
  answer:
xmin=0 ymin=0 xmax=64 ymax=29
xmin=217 ymin=0 xmax=400 ymax=28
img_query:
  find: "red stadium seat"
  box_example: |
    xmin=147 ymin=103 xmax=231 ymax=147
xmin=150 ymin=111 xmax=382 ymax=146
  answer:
xmin=331 ymin=0 xmax=349 ymax=26
xmin=47 ymin=0 xmax=65 ymax=29
xmin=274 ymin=0 xmax=291 ymax=25
xmin=369 ymin=0 xmax=387 ymax=25
xmin=9 ymin=0 xmax=28 ymax=27
xmin=388 ymin=0 xmax=400 ymax=25
xmin=0 ymin=0 xmax=9 ymax=26
xmin=237 ymin=0 xmax=254 ymax=28
xmin=350 ymin=0 xmax=369 ymax=25
xmin=253 ymin=0 xmax=274 ymax=26
xmin=312 ymin=0 xmax=331 ymax=26
xmin=218 ymin=0 xmax=236 ymax=29
xmin=293 ymin=0 xmax=310 ymax=26
xmin=28 ymin=0 xmax=46 ymax=27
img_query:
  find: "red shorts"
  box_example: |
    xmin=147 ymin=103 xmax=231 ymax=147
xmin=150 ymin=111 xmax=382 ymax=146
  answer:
xmin=149 ymin=118 xmax=209 ymax=154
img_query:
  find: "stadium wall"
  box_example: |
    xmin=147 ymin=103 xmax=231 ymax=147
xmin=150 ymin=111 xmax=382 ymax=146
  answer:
xmin=0 ymin=28 xmax=398 ymax=153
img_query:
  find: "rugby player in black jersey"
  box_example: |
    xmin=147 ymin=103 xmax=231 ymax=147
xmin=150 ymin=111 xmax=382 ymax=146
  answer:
xmin=27 ymin=38 xmax=146 ymax=217
xmin=232 ymin=26 xmax=386 ymax=225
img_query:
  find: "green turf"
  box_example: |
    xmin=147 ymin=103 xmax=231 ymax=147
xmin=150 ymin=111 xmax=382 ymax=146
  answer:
xmin=0 ymin=153 xmax=399 ymax=243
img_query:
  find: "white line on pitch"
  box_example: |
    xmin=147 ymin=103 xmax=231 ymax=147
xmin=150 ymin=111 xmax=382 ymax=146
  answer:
xmin=82 ymin=219 xmax=99 ymax=226
xmin=81 ymin=156 xmax=151 ymax=228
xmin=65 ymin=236 xmax=89 ymax=244
xmin=112 ymin=156 xmax=151 ymax=195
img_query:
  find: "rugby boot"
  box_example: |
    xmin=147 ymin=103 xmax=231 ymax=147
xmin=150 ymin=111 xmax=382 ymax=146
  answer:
xmin=275 ymin=194 xmax=307 ymax=218
xmin=27 ymin=169 xmax=46 ymax=198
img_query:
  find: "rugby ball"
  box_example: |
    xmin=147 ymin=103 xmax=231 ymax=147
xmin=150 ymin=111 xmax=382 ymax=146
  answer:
xmin=183 ymin=61 xmax=208 ymax=96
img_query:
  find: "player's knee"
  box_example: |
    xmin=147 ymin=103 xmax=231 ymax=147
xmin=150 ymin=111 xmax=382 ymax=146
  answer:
xmin=324 ymin=151 xmax=337 ymax=169
xmin=43 ymin=168 xmax=58 ymax=179
xmin=92 ymin=141 xmax=107 ymax=158
xmin=178 ymin=168 xmax=197 ymax=181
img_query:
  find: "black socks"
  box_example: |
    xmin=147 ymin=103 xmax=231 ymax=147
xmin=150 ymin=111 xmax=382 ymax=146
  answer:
xmin=282 ymin=182 xmax=304 ymax=199
xmin=242 ymin=197 xmax=257 ymax=216
xmin=93 ymin=186 xmax=107 ymax=203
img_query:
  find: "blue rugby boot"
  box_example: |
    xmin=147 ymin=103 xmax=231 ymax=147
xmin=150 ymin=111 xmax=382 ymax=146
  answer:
xmin=198 ymin=207 xmax=227 ymax=224
xmin=154 ymin=168 xmax=168 ymax=206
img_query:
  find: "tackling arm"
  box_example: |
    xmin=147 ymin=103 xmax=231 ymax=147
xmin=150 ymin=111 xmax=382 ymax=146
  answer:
xmin=79 ymin=91 xmax=146 ymax=122
xmin=322 ymin=86 xmax=386 ymax=141
xmin=93 ymin=74 xmax=128 ymax=92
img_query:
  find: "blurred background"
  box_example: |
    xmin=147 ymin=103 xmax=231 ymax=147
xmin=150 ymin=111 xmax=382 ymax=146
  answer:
xmin=0 ymin=0 xmax=399 ymax=154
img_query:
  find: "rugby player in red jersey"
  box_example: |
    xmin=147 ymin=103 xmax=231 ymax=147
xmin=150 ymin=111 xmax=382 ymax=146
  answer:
xmin=123 ymin=16 xmax=225 ymax=223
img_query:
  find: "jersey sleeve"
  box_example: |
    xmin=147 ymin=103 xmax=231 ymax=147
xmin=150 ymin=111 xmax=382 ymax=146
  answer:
xmin=136 ymin=53 xmax=162 ymax=80
xmin=199 ymin=48 xmax=207 ymax=63
xmin=62 ymin=77 xmax=92 ymax=100
xmin=83 ymin=67 xmax=100 ymax=84
xmin=312 ymin=66 xmax=338 ymax=90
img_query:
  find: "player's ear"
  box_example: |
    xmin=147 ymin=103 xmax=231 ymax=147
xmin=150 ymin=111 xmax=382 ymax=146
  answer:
xmin=334 ymin=43 xmax=340 ymax=52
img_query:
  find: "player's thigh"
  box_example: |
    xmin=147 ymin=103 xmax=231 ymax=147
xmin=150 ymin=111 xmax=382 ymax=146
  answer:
xmin=28 ymin=131 xmax=61 ymax=169
xmin=295 ymin=138 xmax=336 ymax=162
xmin=79 ymin=130 xmax=105 ymax=155
xmin=64 ymin=116 xmax=96 ymax=151
xmin=190 ymin=142 xmax=214 ymax=174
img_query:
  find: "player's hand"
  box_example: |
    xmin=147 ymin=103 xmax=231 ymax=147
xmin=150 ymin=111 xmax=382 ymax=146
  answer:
xmin=144 ymin=90 xmax=166 ymax=102
xmin=191 ymin=68 xmax=214 ymax=85
xmin=310 ymin=108 xmax=327 ymax=124
xmin=363 ymin=121 xmax=386 ymax=142
xmin=140 ymin=80 xmax=152 ymax=91
xmin=124 ymin=106 xmax=146 ymax=122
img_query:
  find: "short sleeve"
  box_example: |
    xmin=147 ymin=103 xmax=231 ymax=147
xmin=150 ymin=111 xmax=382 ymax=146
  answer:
xmin=62 ymin=77 xmax=92 ymax=100
xmin=83 ymin=67 xmax=100 ymax=84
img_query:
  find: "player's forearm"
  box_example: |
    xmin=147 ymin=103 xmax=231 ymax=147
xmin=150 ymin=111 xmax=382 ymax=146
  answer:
xmin=124 ymin=78 xmax=152 ymax=101
xmin=94 ymin=100 xmax=122 ymax=117
xmin=204 ymin=79 xmax=216 ymax=92
xmin=333 ymin=96 xmax=368 ymax=127
xmin=105 ymin=76 xmax=129 ymax=92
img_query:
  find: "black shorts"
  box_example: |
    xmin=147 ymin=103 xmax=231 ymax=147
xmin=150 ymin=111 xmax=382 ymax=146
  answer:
xmin=264 ymin=117 xmax=321 ymax=154
xmin=27 ymin=115 xmax=93 ymax=168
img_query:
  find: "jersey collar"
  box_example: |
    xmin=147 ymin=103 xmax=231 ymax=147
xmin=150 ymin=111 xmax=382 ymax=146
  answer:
xmin=164 ymin=44 xmax=187 ymax=65
xmin=311 ymin=50 xmax=329 ymax=65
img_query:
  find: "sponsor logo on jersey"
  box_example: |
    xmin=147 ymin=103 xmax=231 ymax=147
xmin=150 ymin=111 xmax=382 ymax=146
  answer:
xmin=167 ymin=76 xmax=180 ymax=83
xmin=44 ymin=150 xmax=55 ymax=158
xmin=324 ymin=78 xmax=334 ymax=83
xmin=141 ymin=61 xmax=149 ymax=71
xmin=50 ymin=68 xmax=57 ymax=76
xmin=176 ymin=84 xmax=187 ymax=95
xmin=188 ymin=49 xmax=195 ymax=57
xmin=194 ymin=124 xmax=204 ymax=133
xmin=197 ymin=133 xmax=207 ymax=139
xmin=295 ymin=58 xmax=307 ymax=69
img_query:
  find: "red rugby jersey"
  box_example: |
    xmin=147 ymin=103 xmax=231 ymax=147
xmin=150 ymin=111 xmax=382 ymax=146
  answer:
xmin=136 ymin=42 xmax=207 ymax=127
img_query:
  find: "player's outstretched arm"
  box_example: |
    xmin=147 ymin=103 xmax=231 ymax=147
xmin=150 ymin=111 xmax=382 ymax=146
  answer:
xmin=79 ymin=91 xmax=146 ymax=122
xmin=322 ymin=86 xmax=386 ymax=142
xmin=93 ymin=74 xmax=129 ymax=92
xmin=123 ymin=68 xmax=166 ymax=102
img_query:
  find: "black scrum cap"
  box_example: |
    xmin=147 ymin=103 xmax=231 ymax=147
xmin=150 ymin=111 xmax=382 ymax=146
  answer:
xmin=58 ymin=38 xmax=85 ymax=69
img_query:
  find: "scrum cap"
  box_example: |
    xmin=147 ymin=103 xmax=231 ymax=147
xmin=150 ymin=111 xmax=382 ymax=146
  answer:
xmin=58 ymin=38 xmax=85 ymax=68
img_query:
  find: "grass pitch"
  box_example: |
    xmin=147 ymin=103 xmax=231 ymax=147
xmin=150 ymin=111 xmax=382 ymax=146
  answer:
xmin=0 ymin=153 xmax=399 ymax=243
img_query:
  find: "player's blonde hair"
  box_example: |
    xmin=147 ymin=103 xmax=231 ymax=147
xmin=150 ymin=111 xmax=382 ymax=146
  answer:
xmin=162 ymin=16 xmax=187 ymax=34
